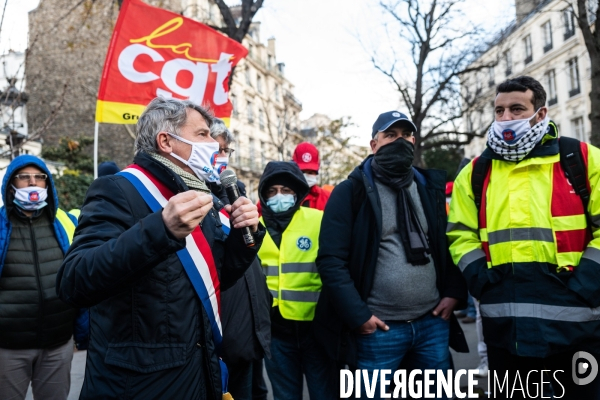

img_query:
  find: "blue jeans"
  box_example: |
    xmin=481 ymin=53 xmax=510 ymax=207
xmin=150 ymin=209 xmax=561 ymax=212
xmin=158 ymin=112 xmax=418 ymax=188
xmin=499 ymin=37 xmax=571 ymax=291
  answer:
xmin=356 ymin=313 xmax=451 ymax=400
xmin=466 ymin=294 xmax=476 ymax=318
xmin=265 ymin=331 xmax=337 ymax=400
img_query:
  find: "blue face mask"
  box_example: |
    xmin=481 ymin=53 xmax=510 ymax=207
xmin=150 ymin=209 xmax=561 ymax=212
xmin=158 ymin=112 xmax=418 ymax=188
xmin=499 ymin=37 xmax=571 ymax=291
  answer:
xmin=266 ymin=193 xmax=296 ymax=213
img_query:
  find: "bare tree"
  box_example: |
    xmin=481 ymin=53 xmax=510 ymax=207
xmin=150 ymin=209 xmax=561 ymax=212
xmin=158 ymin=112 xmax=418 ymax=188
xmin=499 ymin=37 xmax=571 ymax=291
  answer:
xmin=310 ymin=117 xmax=370 ymax=185
xmin=213 ymin=0 xmax=265 ymax=43
xmin=370 ymin=0 xmax=495 ymax=166
xmin=570 ymin=0 xmax=600 ymax=146
xmin=259 ymin=90 xmax=302 ymax=161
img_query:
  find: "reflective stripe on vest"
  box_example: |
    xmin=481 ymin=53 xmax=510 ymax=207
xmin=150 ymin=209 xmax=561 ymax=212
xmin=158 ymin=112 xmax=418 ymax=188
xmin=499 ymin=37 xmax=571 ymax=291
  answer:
xmin=258 ymin=207 xmax=323 ymax=321
xmin=478 ymin=146 xmax=591 ymax=272
xmin=56 ymin=208 xmax=76 ymax=245
xmin=481 ymin=302 xmax=600 ymax=322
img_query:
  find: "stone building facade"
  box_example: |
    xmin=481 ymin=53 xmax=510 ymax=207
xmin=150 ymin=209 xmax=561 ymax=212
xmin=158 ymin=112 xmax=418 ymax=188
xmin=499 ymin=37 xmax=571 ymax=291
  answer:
xmin=461 ymin=0 xmax=595 ymax=159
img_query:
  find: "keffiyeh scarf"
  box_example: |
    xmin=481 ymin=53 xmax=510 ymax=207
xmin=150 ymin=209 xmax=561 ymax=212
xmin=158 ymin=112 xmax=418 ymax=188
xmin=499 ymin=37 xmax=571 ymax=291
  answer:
xmin=487 ymin=117 xmax=550 ymax=162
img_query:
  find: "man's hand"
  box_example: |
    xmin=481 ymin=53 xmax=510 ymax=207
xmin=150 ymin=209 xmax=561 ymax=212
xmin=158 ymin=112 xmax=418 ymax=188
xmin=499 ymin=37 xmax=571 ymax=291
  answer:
xmin=356 ymin=315 xmax=389 ymax=335
xmin=162 ymin=191 xmax=214 ymax=239
xmin=224 ymin=197 xmax=259 ymax=233
xmin=432 ymin=297 xmax=460 ymax=320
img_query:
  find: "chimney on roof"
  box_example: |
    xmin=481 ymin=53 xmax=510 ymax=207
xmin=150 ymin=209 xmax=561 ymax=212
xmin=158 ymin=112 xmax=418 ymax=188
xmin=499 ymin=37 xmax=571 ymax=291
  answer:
xmin=515 ymin=0 xmax=543 ymax=24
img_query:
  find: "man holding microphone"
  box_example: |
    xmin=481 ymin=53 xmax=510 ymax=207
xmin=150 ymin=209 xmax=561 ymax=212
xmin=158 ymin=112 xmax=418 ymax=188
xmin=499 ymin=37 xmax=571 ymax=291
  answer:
xmin=57 ymin=97 xmax=264 ymax=399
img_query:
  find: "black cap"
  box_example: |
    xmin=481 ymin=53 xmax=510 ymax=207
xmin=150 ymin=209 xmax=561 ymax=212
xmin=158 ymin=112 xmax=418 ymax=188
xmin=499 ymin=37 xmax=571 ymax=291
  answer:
xmin=371 ymin=111 xmax=417 ymax=138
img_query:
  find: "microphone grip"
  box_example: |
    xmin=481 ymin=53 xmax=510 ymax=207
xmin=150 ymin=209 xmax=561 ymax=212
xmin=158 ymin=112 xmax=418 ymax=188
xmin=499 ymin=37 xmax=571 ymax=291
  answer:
xmin=224 ymin=184 xmax=256 ymax=247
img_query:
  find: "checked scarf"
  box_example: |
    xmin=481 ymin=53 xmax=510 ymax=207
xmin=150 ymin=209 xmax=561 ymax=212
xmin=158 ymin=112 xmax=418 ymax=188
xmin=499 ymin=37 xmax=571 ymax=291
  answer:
xmin=487 ymin=117 xmax=550 ymax=162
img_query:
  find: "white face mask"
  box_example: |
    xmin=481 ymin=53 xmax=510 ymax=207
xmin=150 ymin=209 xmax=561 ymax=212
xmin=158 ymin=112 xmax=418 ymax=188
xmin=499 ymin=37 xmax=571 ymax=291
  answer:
xmin=12 ymin=185 xmax=48 ymax=211
xmin=304 ymin=173 xmax=318 ymax=187
xmin=492 ymin=109 xmax=541 ymax=144
xmin=214 ymin=156 xmax=229 ymax=175
xmin=168 ymin=133 xmax=220 ymax=183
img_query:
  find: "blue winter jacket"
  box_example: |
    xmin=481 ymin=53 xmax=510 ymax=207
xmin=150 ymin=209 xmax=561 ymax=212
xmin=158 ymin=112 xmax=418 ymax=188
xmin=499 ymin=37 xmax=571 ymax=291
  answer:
xmin=0 ymin=155 xmax=89 ymax=349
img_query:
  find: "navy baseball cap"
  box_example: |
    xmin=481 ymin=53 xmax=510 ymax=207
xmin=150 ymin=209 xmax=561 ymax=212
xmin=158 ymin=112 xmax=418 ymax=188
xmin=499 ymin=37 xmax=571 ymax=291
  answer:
xmin=372 ymin=111 xmax=417 ymax=138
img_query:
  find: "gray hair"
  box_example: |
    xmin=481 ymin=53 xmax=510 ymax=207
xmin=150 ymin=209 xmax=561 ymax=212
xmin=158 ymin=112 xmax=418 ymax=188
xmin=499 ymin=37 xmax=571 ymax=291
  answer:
xmin=210 ymin=117 xmax=235 ymax=145
xmin=134 ymin=97 xmax=213 ymax=154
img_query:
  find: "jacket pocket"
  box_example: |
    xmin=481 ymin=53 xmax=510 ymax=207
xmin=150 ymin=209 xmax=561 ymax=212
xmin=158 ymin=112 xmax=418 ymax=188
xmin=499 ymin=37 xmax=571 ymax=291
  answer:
xmin=104 ymin=342 xmax=187 ymax=373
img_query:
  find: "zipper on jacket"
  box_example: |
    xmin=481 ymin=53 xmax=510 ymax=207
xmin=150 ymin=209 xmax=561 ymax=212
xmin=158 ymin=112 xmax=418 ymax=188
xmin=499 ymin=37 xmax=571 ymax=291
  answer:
xmin=29 ymin=218 xmax=44 ymax=345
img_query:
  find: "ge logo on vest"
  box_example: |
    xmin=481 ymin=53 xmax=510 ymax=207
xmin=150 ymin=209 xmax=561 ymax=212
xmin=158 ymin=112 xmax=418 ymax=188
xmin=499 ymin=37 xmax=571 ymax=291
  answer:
xmin=297 ymin=237 xmax=312 ymax=251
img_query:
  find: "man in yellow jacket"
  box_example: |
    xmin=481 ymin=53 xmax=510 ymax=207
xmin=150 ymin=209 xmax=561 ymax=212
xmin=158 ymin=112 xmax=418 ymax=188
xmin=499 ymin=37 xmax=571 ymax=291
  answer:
xmin=448 ymin=76 xmax=600 ymax=398
xmin=257 ymin=160 xmax=336 ymax=400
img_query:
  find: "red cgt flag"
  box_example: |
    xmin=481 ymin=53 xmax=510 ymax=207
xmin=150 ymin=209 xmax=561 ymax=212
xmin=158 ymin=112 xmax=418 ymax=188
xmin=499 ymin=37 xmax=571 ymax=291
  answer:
xmin=96 ymin=0 xmax=248 ymax=125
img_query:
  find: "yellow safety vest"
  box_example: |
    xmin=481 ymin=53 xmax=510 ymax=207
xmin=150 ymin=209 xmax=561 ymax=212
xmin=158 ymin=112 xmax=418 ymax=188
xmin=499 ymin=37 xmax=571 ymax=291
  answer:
xmin=258 ymin=207 xmax=323 ymax=321
xmin=69 ymin=209 xmax=81 ymax=219
xmin=56 ymin=208 xmax=76 ymax=245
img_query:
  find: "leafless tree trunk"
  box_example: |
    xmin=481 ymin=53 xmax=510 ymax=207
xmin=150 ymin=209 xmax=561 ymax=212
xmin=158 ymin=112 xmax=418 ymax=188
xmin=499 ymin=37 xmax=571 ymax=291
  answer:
xmin=370 ymin=0 xmax=495 ymax=166
xmin=571 ymin=0 xmax=600 ymax=146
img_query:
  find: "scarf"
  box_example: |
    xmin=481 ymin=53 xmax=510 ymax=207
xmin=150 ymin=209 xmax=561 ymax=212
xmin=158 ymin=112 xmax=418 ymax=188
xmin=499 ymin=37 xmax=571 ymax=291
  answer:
xmin=372 ymin=139 xmax=431 ymax=266
xmin=150 ymin=152 xmax=211 ymax=194
xmin=487 ymin=117 xmax=550 ymax=162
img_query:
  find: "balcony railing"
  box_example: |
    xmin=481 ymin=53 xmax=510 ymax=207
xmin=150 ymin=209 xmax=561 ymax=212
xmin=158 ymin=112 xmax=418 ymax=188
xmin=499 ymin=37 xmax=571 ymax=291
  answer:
xmin=564 ymin=30 xmax=575 ymax=41
xmin=488 ymin=79 xmax=495 ymax=88
xmin=524 ymin=55 xmax=533 ymax=64
xmin=505 ymin=68 xmax=512 ymax=77
xmin=569 ymin=87 xmax=581 ymax=97
xmin=548 ymin=97 xmax=558 ymax=106
xmin=230 ymin=156 xmax=268 ymax=174
xmin=543 ymin=43 xmax=553 ymax=53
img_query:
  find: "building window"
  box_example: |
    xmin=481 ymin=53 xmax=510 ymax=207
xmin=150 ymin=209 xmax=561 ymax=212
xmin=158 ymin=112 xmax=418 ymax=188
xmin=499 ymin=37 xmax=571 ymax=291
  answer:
xmin=249 ymin=139 xmax=256 ymax=167
xmin=260 ymin=141 xmax=266 ymax=166
xmin=571 ymin=117 xmax=585 ymax=141
xmin=563 ymin=8 xmax=576 ymax=40
xmin=523 ymin=35 xmax=533 ymax=64
xmin=542 ymin=21 xmax=553 ymax=53
xmin=588 ymin=0 xmax=598 ymax=24
xmin=488 ymin=66 xmax=495 ymax=87
xmin=268 ymin=55 xmax=273 ymax=70
xmin=247 ymin=100 xmax=254 ymax=123
xmin=257 ymin=75 xmax=262 ymax=93
xmin=475 ymin=73 xmax=482 ymax=95
xmin=275 ymin=84 xmax=280 ymax=101
xmin=567 ymin=57 xmax=581 ymax=97
xmin=245 ymin=67 xmax=252 ymax=87
xmin=545 ymin=69 xmax=558 ymax=106
xmin=248 ymin=44 xmax=254 ymax=58
xmin=231 ymin=131 xmax=239 ymax=163
xmin=259 ymin=109 xmax=265 ymax=130
xmin=504 ymin=51 xmax=512 ymax=76
xmin=231 ymin=94 xmax=238 ymax=116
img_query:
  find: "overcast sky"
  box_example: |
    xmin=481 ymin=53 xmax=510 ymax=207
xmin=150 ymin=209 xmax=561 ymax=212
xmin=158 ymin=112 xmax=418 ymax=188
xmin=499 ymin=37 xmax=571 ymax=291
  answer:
xmin=0 ymin=0 xmax=514 ymax=144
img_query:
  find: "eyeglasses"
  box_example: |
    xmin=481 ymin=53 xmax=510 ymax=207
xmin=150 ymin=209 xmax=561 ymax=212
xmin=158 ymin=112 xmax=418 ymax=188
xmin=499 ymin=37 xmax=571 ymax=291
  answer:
xmin=219 ymin=148 xmax=235 ymax=155
xmin=266 ymin=186 xmax=295 ymax=197
xmin=14 ymin=173 xmax=48 ymax=182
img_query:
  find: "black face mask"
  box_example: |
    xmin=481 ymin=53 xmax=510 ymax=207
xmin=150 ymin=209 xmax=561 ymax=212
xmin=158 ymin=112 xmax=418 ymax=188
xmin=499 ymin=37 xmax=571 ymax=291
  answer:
xmin=373 ymin=138 xmax=415 ymax=178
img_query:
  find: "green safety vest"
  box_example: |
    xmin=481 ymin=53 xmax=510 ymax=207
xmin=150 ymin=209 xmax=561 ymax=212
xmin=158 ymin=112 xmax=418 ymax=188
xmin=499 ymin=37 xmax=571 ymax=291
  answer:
xmin=258 ymin=207 xmax=323 ymax=321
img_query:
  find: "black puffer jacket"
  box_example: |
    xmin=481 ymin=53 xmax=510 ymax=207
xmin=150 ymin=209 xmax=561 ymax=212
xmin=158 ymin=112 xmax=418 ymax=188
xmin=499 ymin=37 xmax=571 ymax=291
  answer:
xmin=56 ymin=153 xmax=264 ymax=400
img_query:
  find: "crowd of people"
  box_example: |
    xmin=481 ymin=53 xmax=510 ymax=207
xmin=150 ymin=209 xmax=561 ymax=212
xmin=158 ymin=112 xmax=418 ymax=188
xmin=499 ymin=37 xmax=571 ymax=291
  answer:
xmin=0 ymin=75 xmax=599 ymax=400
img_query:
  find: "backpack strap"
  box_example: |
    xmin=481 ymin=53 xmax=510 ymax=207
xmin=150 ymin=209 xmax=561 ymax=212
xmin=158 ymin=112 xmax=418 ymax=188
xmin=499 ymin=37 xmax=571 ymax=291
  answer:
xmin=559 ymin=137 xmax=590 ymax=213
xmin=471 ymin=156 xmax=492 ymax=212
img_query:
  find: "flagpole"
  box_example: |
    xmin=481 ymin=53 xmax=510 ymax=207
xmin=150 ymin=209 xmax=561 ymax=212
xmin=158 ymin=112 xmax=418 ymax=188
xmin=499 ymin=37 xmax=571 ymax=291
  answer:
xmin=94 ymin=121 xmax=99 ymax=179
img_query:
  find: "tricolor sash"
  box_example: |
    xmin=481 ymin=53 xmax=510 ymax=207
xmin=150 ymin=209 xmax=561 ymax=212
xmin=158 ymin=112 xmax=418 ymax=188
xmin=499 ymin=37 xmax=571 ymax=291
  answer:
xmin=118 ymin=164 xmax=229 ymax=348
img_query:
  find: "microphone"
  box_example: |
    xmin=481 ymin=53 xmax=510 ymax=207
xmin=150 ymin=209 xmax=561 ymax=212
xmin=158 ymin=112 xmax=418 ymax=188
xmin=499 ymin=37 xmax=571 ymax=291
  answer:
xmin=219 ymin=169 xmax=256 ymax=247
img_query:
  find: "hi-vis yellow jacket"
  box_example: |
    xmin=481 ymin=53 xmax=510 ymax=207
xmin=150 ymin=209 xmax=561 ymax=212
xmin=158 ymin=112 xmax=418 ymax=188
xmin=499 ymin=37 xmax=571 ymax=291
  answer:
xmin=447 ymin=127 xmax=600 ymax=357
xmin=258 ymin=207 xmax=323 ymax=321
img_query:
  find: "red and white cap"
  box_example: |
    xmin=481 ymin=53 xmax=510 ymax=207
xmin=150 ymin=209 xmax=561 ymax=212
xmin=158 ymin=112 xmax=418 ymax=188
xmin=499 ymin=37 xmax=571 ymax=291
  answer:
xmin=293 ymin=142 xmax=320 ymax=172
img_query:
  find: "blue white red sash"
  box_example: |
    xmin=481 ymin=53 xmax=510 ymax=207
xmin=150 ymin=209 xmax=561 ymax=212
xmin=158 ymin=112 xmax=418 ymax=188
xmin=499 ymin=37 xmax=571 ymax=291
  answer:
xmin=118 ymin=164 xmax=230 ymax=349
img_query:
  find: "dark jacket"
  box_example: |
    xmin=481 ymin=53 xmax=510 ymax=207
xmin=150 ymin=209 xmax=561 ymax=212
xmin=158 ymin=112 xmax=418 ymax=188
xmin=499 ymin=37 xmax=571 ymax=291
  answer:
xmin=213 ymin=180 xmax=272 ymax=365
xmin=313 ymin=156 xmax=468 ymax=366
xmin=0 ymin=155 xmax=87 ymax=350
xmin=56 ymin=153 xmax=264 ymax=400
